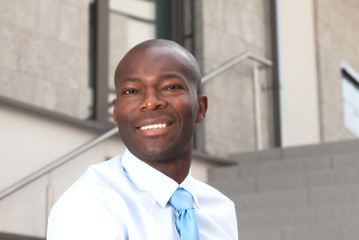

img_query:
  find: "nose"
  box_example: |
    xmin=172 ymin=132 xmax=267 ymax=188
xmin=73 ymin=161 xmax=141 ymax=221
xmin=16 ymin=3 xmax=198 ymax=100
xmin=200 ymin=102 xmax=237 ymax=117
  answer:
xmin=139 ymin=89 xmax=167 ymax=111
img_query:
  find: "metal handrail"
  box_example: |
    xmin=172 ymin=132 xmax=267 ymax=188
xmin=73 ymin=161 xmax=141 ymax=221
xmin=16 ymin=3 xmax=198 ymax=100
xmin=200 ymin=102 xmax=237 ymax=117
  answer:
xmin=201 ymin=51 xmax=273 ymax=150
xmin=0 ymin=127 xmax=118 ymax=200
xmin=0 ymin=51 xmax=272 ymax=200
xmin=202 ymin=52 xmax=273 ymax=83
xmin=202 ymin=51 xmax=273 ymax=83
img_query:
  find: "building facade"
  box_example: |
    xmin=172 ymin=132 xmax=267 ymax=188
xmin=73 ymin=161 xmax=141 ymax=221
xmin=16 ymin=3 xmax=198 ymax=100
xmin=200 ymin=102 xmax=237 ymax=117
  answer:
xmin=0 ymin=0 xmax=358 ymax=238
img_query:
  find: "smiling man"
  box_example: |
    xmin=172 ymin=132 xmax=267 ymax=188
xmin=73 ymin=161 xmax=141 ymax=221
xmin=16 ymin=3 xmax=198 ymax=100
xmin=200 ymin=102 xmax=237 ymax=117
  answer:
xmin=47 ymin=39 xmax=238 ymax=240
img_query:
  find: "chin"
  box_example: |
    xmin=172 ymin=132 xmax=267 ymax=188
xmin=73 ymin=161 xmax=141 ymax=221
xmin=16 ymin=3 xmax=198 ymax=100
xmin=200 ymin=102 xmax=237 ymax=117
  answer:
xmin=139 ymin=149 xmax=175 ymax=162
xmin=130 ymin=145 xmax=187 ymax=163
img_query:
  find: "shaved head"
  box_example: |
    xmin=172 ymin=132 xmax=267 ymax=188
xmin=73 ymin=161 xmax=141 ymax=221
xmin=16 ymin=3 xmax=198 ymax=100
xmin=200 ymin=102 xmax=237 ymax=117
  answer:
xmin=112 ymin=38 xmax=208 ymax=183
xmin=114 ymin=39 xmax=203 ymax=94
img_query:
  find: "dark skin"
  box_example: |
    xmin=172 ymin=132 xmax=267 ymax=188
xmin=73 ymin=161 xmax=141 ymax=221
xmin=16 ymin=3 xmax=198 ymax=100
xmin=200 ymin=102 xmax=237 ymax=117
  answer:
xmin=113 ymin=39 xmax=207 ymax=183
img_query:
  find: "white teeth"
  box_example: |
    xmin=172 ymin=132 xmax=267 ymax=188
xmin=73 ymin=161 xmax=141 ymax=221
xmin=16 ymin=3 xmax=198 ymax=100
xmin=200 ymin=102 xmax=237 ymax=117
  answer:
xmin=140 ymin=123 xmax=167 ymax=130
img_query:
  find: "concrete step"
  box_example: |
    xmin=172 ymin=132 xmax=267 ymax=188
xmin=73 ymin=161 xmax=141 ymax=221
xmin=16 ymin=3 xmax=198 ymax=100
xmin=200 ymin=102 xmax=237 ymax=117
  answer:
xmin=230 ymin=183 xmax=359 ymax=212
xmin=232 ymin=188 xmax=308 ymax=212
xmin=229 ymin=139 xmax=359 ymax=165
xmin=239 ymin=155 xmax=331 ymax=178
xmin=238 ymin=202 xmax=359 ymax=230
xmin=209 ymin=140 xmax=359 ymax=239
xmin=209 ymin=165 xmax=359 ymax=195
xmin=209 ymin=151 xmax=359 ymax=182
xmin=256 ymin=165 xmax=359 ymax=192
xmin=229 ymin=148 xmax=282 ymax=164
xmin=280 ymin=222 xmax=359 ymax=240
xmin=280 ymin=140 xmax=359 ymax=160
xmin=332 ymin=151 xmax=359 ymax=167
xmin=240 ymin=222 xmax=359 ymax=240
xmin=240 ymin=228 xmax=281 ymax=240
xmin=209 ymin=177 xmax=256 ymax=196
xmin=208 ymin=155 xmax=332 ymax=181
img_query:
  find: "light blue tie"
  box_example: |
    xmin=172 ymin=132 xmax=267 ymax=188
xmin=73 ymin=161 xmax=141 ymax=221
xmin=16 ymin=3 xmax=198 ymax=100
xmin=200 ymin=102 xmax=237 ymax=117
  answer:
xmin=169 ymin=188 xmax=200 ymax=240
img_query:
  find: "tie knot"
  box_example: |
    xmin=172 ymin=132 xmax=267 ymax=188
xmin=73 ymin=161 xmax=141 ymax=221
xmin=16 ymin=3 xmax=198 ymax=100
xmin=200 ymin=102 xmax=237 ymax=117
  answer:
xmin=169 ymin=188 xmax=194 ymax=212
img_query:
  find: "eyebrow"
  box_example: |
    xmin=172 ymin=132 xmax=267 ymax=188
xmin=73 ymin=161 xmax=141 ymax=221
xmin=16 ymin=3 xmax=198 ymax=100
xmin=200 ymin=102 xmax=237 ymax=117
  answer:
xmin=120 ymin=74 xmax=185 ymax=82
xmin=116 ymin=73 xmax=188 ymax=89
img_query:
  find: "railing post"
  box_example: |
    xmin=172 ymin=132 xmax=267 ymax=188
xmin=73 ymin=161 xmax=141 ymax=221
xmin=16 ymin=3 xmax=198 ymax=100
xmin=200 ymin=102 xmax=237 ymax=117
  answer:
xmin=45 ymin=177 xmax=54 ymax=234
xmin=253 ymin=64 xmax=263 ymax=150
xmin=201 ymin=51 xmax=272 ymax=151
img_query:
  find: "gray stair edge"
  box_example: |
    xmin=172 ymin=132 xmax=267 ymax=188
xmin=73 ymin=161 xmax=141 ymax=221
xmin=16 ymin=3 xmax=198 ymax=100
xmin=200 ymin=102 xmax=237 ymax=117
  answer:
xmin=229 ymin=139 xmax=359 ymax=164
xmin=280 ymin=221 xmax=359 ymax=240
xmin=239 ymin=221 xmax=359 ymax=240
xmin=208 ymin=164 xmax=359 ymax=195
xmin=208 ymin=153 xmax=359 ymax=182
xmin=237 ymin=202 xmax=359 ymax=230
xmin=229 ymin=182 xmax=359 ymax=212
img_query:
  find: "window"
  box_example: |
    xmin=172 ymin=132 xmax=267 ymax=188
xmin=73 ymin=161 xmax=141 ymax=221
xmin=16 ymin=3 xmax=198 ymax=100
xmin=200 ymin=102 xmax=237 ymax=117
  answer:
xmin=103 ymin=0 xmax=198 ymax=123
xmin=341 ymin=61 xmax=359 ymax=137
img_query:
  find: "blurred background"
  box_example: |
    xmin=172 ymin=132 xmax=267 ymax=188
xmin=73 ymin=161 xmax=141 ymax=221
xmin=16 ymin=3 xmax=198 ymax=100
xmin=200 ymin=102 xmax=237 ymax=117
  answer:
xmin=1 ymin=0 xmax=359 ymax=239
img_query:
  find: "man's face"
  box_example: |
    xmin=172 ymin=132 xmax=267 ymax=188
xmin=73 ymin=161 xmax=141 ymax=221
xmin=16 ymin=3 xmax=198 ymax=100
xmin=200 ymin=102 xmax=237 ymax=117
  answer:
xmin=113 ymin=47 xmax=207 ymax=163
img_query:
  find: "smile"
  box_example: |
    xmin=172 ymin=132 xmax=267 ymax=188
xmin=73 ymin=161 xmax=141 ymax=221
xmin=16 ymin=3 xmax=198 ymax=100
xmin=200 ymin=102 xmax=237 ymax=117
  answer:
xmin=139 ymin=123 xmax=168 ymax=130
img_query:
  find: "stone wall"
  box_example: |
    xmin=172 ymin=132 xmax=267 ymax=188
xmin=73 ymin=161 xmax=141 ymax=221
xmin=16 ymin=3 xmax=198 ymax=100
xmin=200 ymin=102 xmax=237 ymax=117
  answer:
xmin=202 ymin=0 xmax=274 ymax=157
xmin=0 ymin=0 xmax=93 ymax=119
xmin=0 ymin=102 xmax=125 ymax=237
xmin=315 ymin=0 xmax=359 ymax=142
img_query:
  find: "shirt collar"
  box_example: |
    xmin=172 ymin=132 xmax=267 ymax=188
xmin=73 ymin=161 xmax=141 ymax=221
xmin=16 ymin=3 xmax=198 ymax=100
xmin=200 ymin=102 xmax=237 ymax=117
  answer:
xmin=121 ymin=149 xmax=199 ymax=209
xmin=179 ymin=174 xmax=200 ymax=209
xmin=122 ymin=149 xmax=177 ymax=207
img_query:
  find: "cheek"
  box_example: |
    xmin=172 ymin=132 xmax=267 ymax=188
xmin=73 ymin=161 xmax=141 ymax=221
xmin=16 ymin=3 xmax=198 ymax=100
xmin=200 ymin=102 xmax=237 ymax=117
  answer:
xmin=179 ymin=100 xmax=199 ymax=126
xmin=114 ymin=106 xmax=132 ymax=128
xmin=116 ymin=115 xmax=134 ymax=143
xmin=187 ymin=97 xmax=199 ymax=119
xmin=116 ymin=112 xmax=131 ymax=128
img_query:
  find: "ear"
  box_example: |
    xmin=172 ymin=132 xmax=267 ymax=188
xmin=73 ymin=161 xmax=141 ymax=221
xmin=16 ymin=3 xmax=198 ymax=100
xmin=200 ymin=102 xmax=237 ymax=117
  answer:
xmin=112 ymin=99 xmax=118 ymax=126
xmin=196 ymin=96 xmax=208 ymax=123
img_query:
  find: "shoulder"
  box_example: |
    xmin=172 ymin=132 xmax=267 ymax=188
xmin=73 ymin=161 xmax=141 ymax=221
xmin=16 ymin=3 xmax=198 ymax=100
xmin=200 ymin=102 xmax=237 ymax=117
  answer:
xmin=50 ymin=156 xmax=126 ymax=212
xmin=47 ymin=156 xmax=130 ymax=239
xmin=53 ymin=155 xmax=127 ymax=206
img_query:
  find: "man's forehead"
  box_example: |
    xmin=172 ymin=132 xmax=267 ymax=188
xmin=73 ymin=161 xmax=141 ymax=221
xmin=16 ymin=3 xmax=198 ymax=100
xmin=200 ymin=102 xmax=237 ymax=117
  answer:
xmin=114 ymin=40 xmax=201 ymax=93
xmin=117 ymin=72 xmax=187 ymax=84
xmin=116 ymin=46 xmax=190 ymax=77
xmin=124 ymin=45 xmax=187 ymax=62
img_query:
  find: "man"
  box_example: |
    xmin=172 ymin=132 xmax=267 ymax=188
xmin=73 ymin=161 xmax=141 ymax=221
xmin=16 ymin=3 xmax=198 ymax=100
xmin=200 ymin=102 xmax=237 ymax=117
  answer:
xmin=47 ymin=39 xmax=238 ymax=239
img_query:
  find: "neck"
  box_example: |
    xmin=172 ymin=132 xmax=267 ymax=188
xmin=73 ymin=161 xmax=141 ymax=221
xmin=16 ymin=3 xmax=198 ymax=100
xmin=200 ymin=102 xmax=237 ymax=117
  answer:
xmin=141 ymin=150 xmax=192 ymax=184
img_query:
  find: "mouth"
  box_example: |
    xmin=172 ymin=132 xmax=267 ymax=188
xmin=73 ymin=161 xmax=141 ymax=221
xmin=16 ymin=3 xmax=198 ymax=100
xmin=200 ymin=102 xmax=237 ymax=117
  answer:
xmin=139 ymin=123 xmax=169 ymax=130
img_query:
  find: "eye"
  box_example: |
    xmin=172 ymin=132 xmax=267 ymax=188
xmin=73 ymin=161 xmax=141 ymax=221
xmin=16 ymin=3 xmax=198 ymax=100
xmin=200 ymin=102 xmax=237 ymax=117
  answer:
xmin=123 ymin=89 xmax=137 ymax=95
xmin=165 ymin=85 xmax=181 ymax=90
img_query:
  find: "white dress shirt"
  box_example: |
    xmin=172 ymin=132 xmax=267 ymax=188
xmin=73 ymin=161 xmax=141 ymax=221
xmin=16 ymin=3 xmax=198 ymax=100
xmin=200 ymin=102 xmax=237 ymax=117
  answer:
xmin=47 ymin=149 xmax=238 ymax=240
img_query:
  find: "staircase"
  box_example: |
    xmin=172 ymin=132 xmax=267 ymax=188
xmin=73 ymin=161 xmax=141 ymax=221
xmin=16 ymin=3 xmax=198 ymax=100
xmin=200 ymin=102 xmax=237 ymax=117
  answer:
xmin=207 ymin=139 xmax=359 ymax=240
